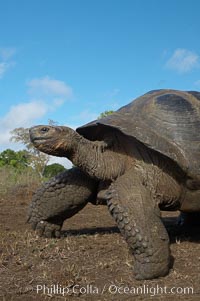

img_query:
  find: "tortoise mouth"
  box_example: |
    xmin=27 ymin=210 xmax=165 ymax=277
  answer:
xmin=31 ymin=136 xmax=52 ymax=142
xmin=30 ymin=136 xmax=55 ymax=147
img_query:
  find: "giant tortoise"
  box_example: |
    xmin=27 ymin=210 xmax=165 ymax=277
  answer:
xmin=28 ymin=89 xmax=200 ymax=279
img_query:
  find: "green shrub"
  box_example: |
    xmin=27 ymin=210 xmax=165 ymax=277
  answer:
xmin=43 ymin=163 xmax=66 ymax=179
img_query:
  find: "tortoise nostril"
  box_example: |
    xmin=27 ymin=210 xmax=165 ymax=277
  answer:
xmin=40 ymin=127 xmax=49 ymax=133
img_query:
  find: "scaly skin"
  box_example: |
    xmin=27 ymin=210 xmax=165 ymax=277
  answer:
xmin=27 ymin=167 xmax=98 ymax=237
xmin=106 ymin=164 xmax=182 ymax=279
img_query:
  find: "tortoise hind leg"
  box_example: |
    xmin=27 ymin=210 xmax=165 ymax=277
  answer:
xmin=27 ymin=167 xmax=98 ymax=237
xmin=106 ymin=169 xmax=171 ymax=280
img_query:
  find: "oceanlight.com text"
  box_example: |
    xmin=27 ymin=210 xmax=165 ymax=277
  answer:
xmin=36 ymin=283 xmax=194 ymax=297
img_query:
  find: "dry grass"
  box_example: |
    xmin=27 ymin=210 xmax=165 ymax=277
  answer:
xmin=0 ymin=166 xmax=41 ymax=200
xmin=0 ymin=172 xmax=200 ymax=300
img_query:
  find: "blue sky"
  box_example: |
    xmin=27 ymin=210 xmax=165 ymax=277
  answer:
xmin=0 ymin=0 xmax=200 ymax=165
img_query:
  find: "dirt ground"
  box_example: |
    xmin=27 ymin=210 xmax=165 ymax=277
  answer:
xmin=0 ymin=189 xmax=200 ymax=301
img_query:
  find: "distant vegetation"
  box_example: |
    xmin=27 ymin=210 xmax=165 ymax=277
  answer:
xmin=0 ymin=148 xmax=66 ymax=198
xmin=43 ymin=163 xmax=66 ymax=178
xmin=0 ymin=149 xmax=66 ymax=178
xmin=98 ymin=110 xmax=114 ymax=119
xmin=0 ymin=149 xmax=30 ymax=170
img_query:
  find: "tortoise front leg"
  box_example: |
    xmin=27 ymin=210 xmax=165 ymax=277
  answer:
xmin=106 ymin=169 xmax=170 ymax=280
xmin=27 ymin=168 xmax=98 ymax=237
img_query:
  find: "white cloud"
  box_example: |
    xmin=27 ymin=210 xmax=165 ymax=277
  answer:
xmin=0 ymin=62 xmax=8 ymax=78
xmin=0 ymin=129 xmax=12 ymax=147
xmin=0 ymin=47 xmax=16 ymax=61
xmin=0 ymin=99 xmax=74 ymax=170
xmin=0 ymin=47 xmax=16 ymax=79
xmin=1 ymin=101 xmax=48 ymax=128
xmin=48 ymin=156 xmax=72 ymax=169
xmin=53 ymin=98 xmax=65 ymax=106
xmin=0 ymin=101 xmax=48 ymax=148
xmin=0 ymin=75 xmax=73 ymax=152
xmin=0 ymin=62 xmax=15 ymax=79
xmin=165 ymin=48 xmax=199 ymax=73
xmin=0 ymin=75 xmax=74 ymax=166
xmin=27 ymin=76 xmax=72 ymax=98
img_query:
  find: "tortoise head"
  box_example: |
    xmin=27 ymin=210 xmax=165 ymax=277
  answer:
xmin=29 ymin=125 xmax=77 ymax=157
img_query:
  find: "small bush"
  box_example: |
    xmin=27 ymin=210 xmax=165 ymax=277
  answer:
xmin=43 ymin=163 xmax=66 ymax=179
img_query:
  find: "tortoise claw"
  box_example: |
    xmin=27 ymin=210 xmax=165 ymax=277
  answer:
xmin=28 ymin=219 xmax=62 ymax=238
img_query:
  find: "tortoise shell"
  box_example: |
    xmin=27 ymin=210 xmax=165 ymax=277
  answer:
xmin=77 ymin=89 xmax=200 ymax=179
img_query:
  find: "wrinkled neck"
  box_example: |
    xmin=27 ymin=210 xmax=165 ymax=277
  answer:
xmin=68 ymin=132 xmax=126 ymax=180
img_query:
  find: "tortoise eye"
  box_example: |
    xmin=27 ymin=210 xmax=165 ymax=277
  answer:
xmin=40 ymin=127 xmax=49 ymax=133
